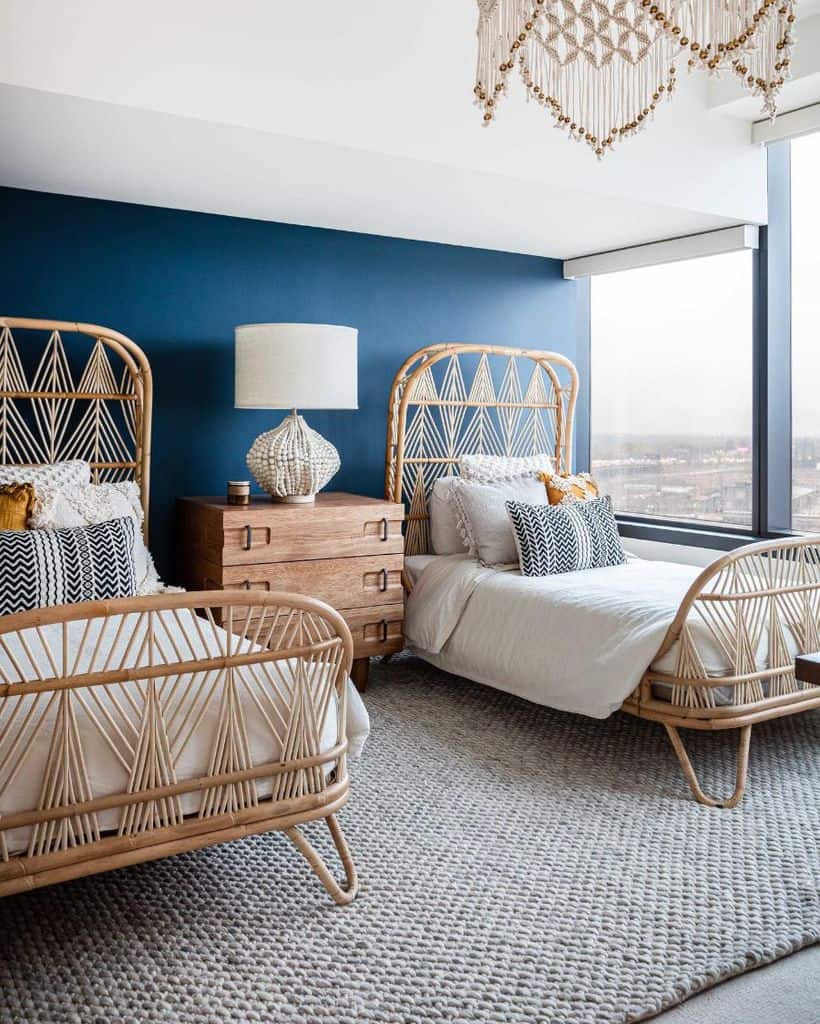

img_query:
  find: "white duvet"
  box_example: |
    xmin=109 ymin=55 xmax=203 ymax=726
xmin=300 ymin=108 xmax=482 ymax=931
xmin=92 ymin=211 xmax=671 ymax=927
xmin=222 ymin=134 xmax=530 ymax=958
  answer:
xmin=0 ymin=609 xmax=370 ymax=856
xmin=405 ymin=554 xmax=722 ymax=719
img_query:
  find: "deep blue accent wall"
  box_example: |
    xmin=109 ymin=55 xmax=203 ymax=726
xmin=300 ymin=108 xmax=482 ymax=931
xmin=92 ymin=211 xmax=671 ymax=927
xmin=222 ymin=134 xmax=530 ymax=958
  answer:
xmin=0 ymin=187 xmax=582 ymax=579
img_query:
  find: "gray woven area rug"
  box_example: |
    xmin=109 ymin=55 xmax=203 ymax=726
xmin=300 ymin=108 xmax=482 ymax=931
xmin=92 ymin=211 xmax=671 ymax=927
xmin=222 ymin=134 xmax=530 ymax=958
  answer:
xmin=1 ymin=655 xmax=818 ymax=1024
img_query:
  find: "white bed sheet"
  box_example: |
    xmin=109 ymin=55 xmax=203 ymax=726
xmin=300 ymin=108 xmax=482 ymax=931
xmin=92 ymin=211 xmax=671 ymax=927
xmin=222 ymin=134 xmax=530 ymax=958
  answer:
xmin=405 ymin=554 xmax=441 ymax=586
xmin=405 ymin=554 xmax=785 ymax=719
xmin=0 ymin=608 xmax=369 ymax=855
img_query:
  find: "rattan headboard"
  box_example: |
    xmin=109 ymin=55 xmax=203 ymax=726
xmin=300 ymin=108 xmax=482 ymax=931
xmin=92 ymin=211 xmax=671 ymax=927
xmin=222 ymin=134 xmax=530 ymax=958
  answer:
xmin=385 ymin=343 xmax=579 ymax=556
xmin=0 ymin=317 xmax=153 ymax=532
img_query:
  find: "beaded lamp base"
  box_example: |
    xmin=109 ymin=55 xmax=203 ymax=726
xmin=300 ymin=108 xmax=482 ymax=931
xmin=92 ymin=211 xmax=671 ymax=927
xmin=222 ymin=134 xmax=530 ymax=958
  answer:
xmin=274 ymin=493 xmax=316 ymax=504
xmin=246 ymin=411 xmax=340 ymax=502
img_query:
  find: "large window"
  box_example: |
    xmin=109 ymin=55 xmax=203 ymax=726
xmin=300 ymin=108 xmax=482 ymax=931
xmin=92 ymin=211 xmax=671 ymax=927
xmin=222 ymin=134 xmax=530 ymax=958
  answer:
xmin=590 ymin=251 xmax=754 ymax=529
xmin=791 ymin=131 xmax=820 ymax=533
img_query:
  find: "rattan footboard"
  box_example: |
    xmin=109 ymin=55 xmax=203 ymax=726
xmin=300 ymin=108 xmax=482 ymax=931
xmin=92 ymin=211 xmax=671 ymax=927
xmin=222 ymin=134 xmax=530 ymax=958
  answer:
xmin=624 ymin=536 xmax=820 ymax=805
xmin=626 ymin=535 xmax=820 ymax=724
xmin=0 ymin=591 xmax=359 ymax=903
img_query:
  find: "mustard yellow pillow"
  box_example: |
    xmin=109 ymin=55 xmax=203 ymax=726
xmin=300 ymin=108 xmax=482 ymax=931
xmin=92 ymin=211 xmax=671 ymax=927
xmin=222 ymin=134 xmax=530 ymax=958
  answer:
xmin=0 ymin=482 xmax=35 ymax=530
xmin=538 ymin=471 xmax=599 ymax=505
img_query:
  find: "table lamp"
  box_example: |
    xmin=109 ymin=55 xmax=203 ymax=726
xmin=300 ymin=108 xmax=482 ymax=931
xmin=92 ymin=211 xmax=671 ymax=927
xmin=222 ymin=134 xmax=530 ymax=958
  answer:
xmin=235 ymin=323 xmax=358 ymax=502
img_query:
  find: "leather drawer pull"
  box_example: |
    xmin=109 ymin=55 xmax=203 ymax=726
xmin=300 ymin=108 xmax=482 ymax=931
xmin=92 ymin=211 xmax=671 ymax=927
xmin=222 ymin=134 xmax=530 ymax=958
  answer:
xmin=243 ymin=580 xmax=251 ymax=590
xmin=380 ymin=517 xmax=389 ymax=542
xmin=380 ymin=619 xmax=388 ymax=642
xmin=243 ymin=525 xmax=252 ymax=551
xmin=379 ymin=568 xmax=388 ymax=592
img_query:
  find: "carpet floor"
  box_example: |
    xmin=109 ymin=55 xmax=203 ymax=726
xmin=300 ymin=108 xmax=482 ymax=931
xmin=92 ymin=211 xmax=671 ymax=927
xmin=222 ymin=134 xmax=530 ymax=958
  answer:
xmin=0 ymin=654 xmax=818 ymax=1024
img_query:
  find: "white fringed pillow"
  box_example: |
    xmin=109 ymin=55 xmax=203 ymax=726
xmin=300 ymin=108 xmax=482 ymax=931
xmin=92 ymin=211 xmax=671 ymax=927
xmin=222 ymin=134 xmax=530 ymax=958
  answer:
xmin=429 ymin=477 xmax=467 ymax=555
xmin=0 ymin=460 xmax=90 ymax=490
xmin=459 ymin=453 xmax=555 ymax=484
xmin=451 ymin=475 xmax=548 ymax=565
xmin=30 ymin=481 xmax=165 ymax=595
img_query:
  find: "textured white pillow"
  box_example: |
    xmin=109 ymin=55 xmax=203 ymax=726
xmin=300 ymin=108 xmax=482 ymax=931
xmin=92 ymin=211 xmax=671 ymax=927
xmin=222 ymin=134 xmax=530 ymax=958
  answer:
xmin=459 ymin=453 xmax=555 ymax=484
xmin=451 ymin=475 xmax=548 ymax=566
xmin=30 ymin=481 xmax=164 ymax=596
xmin=429 ymin=477 xmax=467 ymax=555
xmin=0 ymin=459 xmax=90 ymax=490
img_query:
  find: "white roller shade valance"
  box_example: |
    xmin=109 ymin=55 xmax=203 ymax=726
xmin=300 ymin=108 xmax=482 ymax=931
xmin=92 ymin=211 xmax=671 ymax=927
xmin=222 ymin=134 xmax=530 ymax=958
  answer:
xmin=753 ymin=103 xmax=820 ymax=145
xmin=563 ymin=225 xmax=759 ymax=280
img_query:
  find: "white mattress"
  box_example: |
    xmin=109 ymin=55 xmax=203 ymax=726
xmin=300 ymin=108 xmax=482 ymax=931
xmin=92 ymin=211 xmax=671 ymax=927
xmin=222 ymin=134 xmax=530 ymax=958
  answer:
xmin=0 ymin=608 xmax=369 ymax=856
xmin=404 ymin=553 xmax=790 ymax=719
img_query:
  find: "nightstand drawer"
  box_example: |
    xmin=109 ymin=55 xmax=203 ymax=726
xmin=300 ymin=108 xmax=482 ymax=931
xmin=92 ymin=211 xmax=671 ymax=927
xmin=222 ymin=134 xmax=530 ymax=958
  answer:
xmin=196 ymin=554 xmax=405 ymax=609
xmin=177 ymin=493 xmax=405 ymax=692
xmin=179 ymin=495 xmax=404 ymax=566
xmin=340 ymin=603 xmax=404 ymax=659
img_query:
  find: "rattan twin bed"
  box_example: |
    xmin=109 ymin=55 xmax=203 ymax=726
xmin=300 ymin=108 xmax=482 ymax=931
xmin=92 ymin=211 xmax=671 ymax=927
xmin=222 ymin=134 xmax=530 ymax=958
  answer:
xmin=0 ymin=317 xmax=359 ymax=903
xmin=386 ymin=343 xmax=820 ymax=807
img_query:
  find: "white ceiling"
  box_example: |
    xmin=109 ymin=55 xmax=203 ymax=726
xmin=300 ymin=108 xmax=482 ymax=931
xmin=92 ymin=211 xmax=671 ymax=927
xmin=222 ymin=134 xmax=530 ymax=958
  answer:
xmin=1 ymin=0 xmax=817 ymax=259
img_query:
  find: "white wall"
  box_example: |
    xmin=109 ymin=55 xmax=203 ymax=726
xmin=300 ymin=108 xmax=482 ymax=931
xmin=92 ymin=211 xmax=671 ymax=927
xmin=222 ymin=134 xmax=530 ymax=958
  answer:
xmin=624 ymin=537 xmax=743 ymax=567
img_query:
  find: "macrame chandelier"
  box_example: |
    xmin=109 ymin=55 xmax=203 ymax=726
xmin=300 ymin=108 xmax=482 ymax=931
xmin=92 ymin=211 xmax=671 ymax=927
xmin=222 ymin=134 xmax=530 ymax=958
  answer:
xmin=475 ymin=0 xmax=796 ymax=158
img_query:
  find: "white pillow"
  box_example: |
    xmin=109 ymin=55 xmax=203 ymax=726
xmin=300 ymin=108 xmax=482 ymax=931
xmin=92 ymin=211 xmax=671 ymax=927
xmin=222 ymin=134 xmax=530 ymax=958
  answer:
xmin=0 ymin=459 xmax=90 ymax=490
xmin=30 ymin=481 xmax=164 ymax=596
xmin=458 ymin=453 xmax=555 ymax=484
xmin=429 ymin=477 xmax=467 ymax=555
xmin=451 ymin=475 xmax=548 ymax=566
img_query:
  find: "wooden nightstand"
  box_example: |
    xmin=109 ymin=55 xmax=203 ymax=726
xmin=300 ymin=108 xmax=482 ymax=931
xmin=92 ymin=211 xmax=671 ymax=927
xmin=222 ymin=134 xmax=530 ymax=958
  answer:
xmin=176 ymin=492 xmax=405 ymax=690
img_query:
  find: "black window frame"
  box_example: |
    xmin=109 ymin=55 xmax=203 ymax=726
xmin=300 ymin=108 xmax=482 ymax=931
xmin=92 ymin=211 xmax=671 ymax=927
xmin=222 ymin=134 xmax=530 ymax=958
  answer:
xmin=578 ymin=140 xmax=793 ymax=551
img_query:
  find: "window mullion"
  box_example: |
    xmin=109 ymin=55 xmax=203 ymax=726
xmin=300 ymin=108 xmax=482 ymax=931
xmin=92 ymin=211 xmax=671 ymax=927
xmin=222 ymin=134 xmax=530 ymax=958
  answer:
xmin=762 ymin=141 xmax=792 ymax=534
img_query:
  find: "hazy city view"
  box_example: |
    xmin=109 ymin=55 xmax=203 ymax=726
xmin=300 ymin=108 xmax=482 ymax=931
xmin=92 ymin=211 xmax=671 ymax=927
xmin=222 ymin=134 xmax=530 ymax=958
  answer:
xmin=591 ymin=248 xmax=754 ymax=529
xmin=591 ymin=131 xmax=819 ymax=534
xmin=594 ymin=434 xmax=753 ymax=529
xmin=596 ymin=432 xmax=820 ymax=533
xmin=793 ymin=437 xmax=820 ymax=534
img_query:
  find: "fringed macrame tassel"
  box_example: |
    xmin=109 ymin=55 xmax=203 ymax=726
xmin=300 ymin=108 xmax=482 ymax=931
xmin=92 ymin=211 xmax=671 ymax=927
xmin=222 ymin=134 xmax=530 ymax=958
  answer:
xmin=474 ymin=0 xmax=796 ymax=157
xmin=517 ymin=2 xmax=677 ymax=158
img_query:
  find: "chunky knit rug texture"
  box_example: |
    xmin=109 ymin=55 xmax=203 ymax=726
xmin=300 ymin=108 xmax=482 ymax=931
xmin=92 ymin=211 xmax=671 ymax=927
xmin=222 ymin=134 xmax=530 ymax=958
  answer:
xmin=1 ymin=655 xmax=818 ymax=1024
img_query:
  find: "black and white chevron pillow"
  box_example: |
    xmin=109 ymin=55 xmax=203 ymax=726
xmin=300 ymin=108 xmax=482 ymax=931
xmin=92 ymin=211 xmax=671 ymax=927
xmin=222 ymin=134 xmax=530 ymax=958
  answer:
xmin=0 ymin=517 xmax=137 ymax=616
xmin=575 ymin=496 xmax=627 ymax=570
xmin=506 ymin=496 xmax=626 ymax=576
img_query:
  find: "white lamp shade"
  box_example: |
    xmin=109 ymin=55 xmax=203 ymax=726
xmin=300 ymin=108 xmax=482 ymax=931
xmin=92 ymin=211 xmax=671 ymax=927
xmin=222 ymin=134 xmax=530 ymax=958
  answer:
xmin=235 ymin=323 xmax=358 ymax=410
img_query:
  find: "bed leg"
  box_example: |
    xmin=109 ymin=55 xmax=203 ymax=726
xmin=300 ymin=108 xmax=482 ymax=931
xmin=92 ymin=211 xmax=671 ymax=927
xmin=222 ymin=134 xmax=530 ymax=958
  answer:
xmin=664 ymin=724 xmax=752 ymax=808
xmin=350 ymin=658 xmax=369 ymax=692
xmin=284 ymin=814 xmax=359 ymax=905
